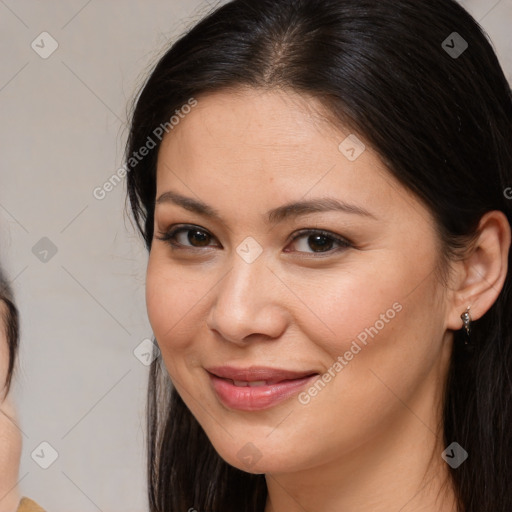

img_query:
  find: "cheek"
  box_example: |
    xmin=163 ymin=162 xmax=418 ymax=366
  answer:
xmin=146 ymin=255 xmax=187 ymax=348
xmin=289 ymin=249 xmax=443 ymax=396
xmin=288 ymin=257 xmax=409 ymax=357
xmin=145 ymin=252 xmax=210 ymax=367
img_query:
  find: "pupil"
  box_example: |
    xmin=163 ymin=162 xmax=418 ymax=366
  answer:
xmin=190 ymin=230 xmax=210 ymax=246
xmin=309 ymin=235 xmax=332 ymax=252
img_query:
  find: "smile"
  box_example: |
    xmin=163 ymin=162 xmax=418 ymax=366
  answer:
xmin=206 ymin=366 xmax=319 ymax=411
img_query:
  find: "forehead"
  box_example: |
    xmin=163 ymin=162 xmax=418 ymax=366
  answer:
xmin=165 ymin=88 xmax=341 ymax=151
xmin=154 ymin=87 xmax=425 ymax=229
xmin=158 ymin=88 xmax=370 ymax=181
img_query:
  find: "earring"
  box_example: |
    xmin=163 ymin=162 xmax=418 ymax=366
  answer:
xmin=460 ymin=306 xmax=472 ymax=345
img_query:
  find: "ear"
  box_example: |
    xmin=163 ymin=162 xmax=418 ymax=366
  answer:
xmin=446 ymin=210 xmax=511 ymax=330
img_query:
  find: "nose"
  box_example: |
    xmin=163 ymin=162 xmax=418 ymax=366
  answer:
xmin=206 ymin=250 xmax=289 ymax=346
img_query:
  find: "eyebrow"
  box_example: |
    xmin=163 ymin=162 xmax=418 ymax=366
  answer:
xmin=155 ymin=190 xmax=377 ymax=224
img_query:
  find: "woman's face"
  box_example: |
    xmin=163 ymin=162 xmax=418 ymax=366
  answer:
xmin=146 ymin=88 xmax=454 ymax=474
xmin=0 ymin=303 xmax=21 ymax=510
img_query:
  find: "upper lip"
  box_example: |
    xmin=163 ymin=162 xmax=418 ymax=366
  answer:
xmin=206 ymin=365 xmax=318 ymax=382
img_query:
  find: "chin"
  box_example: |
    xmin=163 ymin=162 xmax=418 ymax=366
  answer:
xmin=208 ymin=434 xmax=308 ymax=476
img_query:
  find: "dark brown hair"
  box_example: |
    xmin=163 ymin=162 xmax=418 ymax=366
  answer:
xmin=0 ymin=266 xmax=19 ymax=393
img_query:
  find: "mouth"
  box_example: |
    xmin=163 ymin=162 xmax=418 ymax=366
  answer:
xmin=206 ymin=365 xmax=319 ymax=411
xmin=227 ymin=379 xmax=294 ymax=387
xmin=206 ymin=365 xmax=318 ymax=382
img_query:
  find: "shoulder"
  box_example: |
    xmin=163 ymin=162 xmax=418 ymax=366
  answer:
xmin=16 ymin=497 xmax=47 ymax=512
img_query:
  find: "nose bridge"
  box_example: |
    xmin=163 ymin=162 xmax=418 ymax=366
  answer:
xmin=208 ymin=247 xmax=285 ymax=342
xmin=218 ymin=250 xmax=269 ymax=317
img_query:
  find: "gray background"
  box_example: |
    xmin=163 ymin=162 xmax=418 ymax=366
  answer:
xmin=0 ymin=0 xmax=510 ymax=511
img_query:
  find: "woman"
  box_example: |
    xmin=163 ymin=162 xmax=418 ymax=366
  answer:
xmin=0 ymin=269 xmax=46 ymax=511
xmin=125 ymin=0 xmax=512 ymax=510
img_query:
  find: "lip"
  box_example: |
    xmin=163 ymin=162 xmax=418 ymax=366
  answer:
xmin=206 ymin=365 xmax=319 ymax=411
xmin=207 ymin=365 xmax=317 ymax=382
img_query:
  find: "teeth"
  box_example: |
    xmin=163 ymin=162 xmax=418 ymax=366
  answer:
xmin=232 ymin=380 xmax=268 ymax=387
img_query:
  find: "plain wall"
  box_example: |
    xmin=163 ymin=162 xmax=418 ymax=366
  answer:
xmin=0 ymin=0 xmax=510 ymax=510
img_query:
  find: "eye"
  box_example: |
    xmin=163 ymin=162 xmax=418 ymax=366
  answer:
xmin=155 ymin=225 xmax=219 ymax=249
xmin=286 ymin=229 xmax=351 ymax=254
xmin=155 ymin=225 xmax=352 ymax=255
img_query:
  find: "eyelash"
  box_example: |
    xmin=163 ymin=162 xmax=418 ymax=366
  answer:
xmin=155 ymin=224 xmax=352 ymax=256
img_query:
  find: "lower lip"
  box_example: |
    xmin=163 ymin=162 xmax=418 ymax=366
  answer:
xmin=208 ymin=373 xmax=319 ymax=411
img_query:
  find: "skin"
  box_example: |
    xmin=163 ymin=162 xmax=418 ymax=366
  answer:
xmin=146 ymin=87 xmax=510 ymax=512
xmin=0 ymin=303 xmax=22 ymax=512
